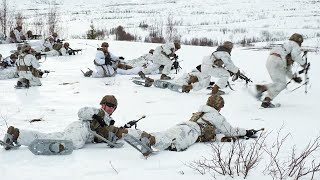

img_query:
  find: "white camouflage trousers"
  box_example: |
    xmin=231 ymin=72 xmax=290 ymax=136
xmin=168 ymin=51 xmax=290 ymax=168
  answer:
xmin=201 ymin=65 xmax=230 ymax=89
xmin=18 ymin=71 xmax=42 ymax=86
xmin=142 ymin=54 xmax=171 ymax=75
xmin=265 ymin=55 xmax=288 ymax=99
xmin=17 ymin=121 xmax=93 ymax=149
xmin=92 ymin=65 xmax=116 ymax=78
xmin=151 ymin=121 xmax=201 ymax=151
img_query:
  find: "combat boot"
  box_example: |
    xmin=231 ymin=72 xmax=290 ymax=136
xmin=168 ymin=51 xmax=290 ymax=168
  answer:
xmin=49 ymin=143 xmax=65 ymax=153
xmin=255 ymin=85 xmax=267 ymax=100
xmin=160 ymin=74 xmax=171 ymax=80
xmin=3 ymin=126 xmax=20 ymax=150
xmin=182 ymin=85 xmax=193 ymax=93
xmin=144 ymin=77 xmax=154 ymax=87
xmin=221 ymin=136 xmax=237 ymax=142
xmin=261 ymin=97 xmax=275 ymax=108
xmin=138 ymin=71 xmax=146 ymax=79
xmin=140 ymin=131 xmax=156 ymax=156
xmin=211 ymin=85 xmax=225 ymax=95
xmin=83 ymin=70 xmax=93 ymax=77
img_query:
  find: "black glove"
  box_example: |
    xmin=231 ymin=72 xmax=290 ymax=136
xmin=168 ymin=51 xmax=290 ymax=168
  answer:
xmin=109 ymin=120 xmax=115 ymax=125
xmin=105 ymin=58 xmax=112 ymax=65
xmin=92 ymin=114 xmax=106 ymax=127
xmin=173 ymin=54 xmax=178 ymax=59
xmin=39 ymin=71 xmax=44 ymax=77
xmin=292 ymin=76 xmax=302 ymax=83
xmin=172 ymin=61 xmax=179 ymax=69
xmin=118 ymin=56 xmax=125 ymax=60
xmin=245 ymin=129 xmax=256 ymax=137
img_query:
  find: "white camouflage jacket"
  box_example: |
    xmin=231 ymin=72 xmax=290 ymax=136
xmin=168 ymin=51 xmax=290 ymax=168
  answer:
xmin=197 ymin=105 xmax=246 ymax=136
xmin=202 ymin=50 xmax=239 ymax=73
xmin=269 ymin=40 xmax=306 ymax=78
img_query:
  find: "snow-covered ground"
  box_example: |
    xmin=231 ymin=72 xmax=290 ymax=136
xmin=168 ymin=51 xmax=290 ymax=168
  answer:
xmin=4 ymin=0 xmax=320 ymax=42
xmin=0 ymin=38 xmax=319 ymax=179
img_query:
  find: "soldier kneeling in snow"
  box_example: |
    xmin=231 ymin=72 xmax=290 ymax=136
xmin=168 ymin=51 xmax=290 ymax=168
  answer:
xmin=2 ymin=95 xmax=140 ymax=152
xmin=16 ymin=45 xmax=42 ymax=88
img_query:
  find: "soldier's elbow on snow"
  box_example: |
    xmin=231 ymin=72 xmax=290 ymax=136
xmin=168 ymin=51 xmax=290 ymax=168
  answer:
xmin=78 ymin=107 xmax=100 ymax=120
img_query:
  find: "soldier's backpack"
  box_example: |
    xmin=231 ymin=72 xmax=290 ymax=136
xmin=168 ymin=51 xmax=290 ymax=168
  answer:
xmin=189 ymin=112 xmax=216 ymax=142
xmin=189 ymin=112 xmax=204 ymax=122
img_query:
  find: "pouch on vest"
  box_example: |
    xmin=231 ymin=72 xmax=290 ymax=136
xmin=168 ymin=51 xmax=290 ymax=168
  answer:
xmin=31 ymin=68 xmax=41 ymax=78
xmin=213 ymin=59 xmax=224 ymax=67
xmin=286 ymin=53 xmax=294 ymax=66
xmin=201 ymin=125 xmax=216 ymax=142
xmin=189 ymin=112 xmax=216 ymax=142
xmin=53 ymin=43 xmax=63 ymax=51
xmin=189 ymin=112 xmax=204 ymax=122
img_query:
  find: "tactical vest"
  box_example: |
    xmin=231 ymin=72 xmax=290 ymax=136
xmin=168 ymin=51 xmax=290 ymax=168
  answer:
xmin=93 ymin=52 xmax=116 ymax=77
xmin=17 ymin=55 xmax=41 ymax=77
xmin=211 ymin=46 xmax=231 ymax=68
xmin=90 ymin=109 xmax=108 ymax=143
xmin=53 ymin=43 xmax=63 ymax=51
xmin=189 ymin=112 xmax=216 ymax=142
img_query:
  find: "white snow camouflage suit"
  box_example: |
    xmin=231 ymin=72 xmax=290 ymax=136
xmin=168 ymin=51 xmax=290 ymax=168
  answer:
xmin=201 ymin=48 xmax=239 ymax=89
xmin=175 ymin=70 xmax=211 ymax=91
xmin=92 ymin=50 xmax=119 ymax=78
xmin=150 ymin=104 xmax=247 ymax=151
xmin=16 ymin=53 xmax=42 ymax=86
xmin=16 ymin=107 xmax=139 ymax=149
xmin=265 ymin=40 xmax=306 ymax=99
xmin=142 ymin=43 xmax=176 ymax=75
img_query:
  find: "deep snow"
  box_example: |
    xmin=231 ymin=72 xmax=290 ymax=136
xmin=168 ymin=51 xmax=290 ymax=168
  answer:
xmin=0 ymin=38 xmax=319 ymax=179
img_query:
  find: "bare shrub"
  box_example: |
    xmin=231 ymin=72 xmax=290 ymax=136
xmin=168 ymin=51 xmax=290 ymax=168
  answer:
xmin=165 ymin=14 xmax=181 ymax=42
xmin=86 ymin=22 xmax=96 ymax=39
xmin=187 ymin=132 xmax=268 ymax=179
xmin=0 ymin=0 xmax=8 ymax=37
xmin=96 ymin=28 xmax=108 ymax=40
xmin=263 ymin=128 xmax=320 ymax=180
xmin=183 ymin=37 xmax=218 ymax=47
xmin=145 ymin=20 xmax=165 ymax=43
xmin=138 ymin=21 xmax=148 ymax=29
xmin=33 ymin=10 xmax=44 ymax=35
xmin=115 ymin=25 xmax=135 ymax=41
xmin=47 ymin=1 xmax=59 ymax=35
xmin=240 ymin=36 xmax=260 ymax=47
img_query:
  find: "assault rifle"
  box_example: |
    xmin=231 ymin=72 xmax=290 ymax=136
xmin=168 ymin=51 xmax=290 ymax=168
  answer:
xmin=123 ymin=115 xmax=146 ymax=129
xmin=171 ymin=54 xmax=182 ymax=74
xmin=35 ymin=52 xmax=47 ymax=60
xmin=39 ymin=70 xmax=54 ymax=78
xmin=68 ymin=48 xmax=82 ymax=55
xmin=239 ymin=128 xmax=265 ymax=140
xmin=228 ymin=70 xmax=252 ymax=84
xmin=289 ymin=51 xmax=310 ymax=93
xmin=31 ymin=34 xmax=42 ymax=40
